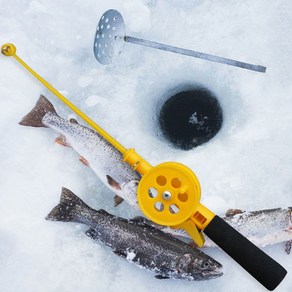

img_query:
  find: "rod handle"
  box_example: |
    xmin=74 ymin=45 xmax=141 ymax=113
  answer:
xmin=204 ymin=215 xmax=287 ymax=290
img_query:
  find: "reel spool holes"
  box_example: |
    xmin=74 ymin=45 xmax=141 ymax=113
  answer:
xmin=137 ymin=162 xmax=201 ymax=227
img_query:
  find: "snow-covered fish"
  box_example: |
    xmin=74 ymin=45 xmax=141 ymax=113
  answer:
xmin=46 ymin=187 xmax=223 ymax=281
xmin=19 ymin=95 xmax=141 ymax=207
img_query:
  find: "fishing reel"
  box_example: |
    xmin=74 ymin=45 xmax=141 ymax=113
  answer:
xmin=123 ymin=148 xmax=211 ymax=242
xmin=126 ymin=155 xmax=213 ymax=247
xmin=1 ymin=43 xmax=287 ymax=291
xmin=138 ymin=162 xmax=214 ymax=247
xmin=125 ymin=151 xmax=287 ymax=291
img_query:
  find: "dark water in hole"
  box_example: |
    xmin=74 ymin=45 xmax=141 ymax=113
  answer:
xmin=159 ymin=88 xmax=223 ymax=150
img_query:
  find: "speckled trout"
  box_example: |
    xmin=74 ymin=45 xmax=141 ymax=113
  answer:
xmin=20 ymin=96 xmax=292 ymax=253
xmin=46 ymin=187 xmax=223 ymax=281
xmin=146 ymin=207 xmax=292 ymax=254
xmin=218 ymin=208 xmax=292 ymax=253
xmin=19 ymin=95 xmax=141 ymax=207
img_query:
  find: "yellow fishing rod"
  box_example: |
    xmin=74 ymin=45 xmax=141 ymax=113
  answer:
xmin=1 ymin=43 xmax=286 ymax=291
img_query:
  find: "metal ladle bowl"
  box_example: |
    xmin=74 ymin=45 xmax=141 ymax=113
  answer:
xmin=93 ymin=10 xmax=126 ymax=65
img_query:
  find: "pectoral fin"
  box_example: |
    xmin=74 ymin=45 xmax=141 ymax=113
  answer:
xmin=79 ymin=156 xmax=90 ymax=167
xmin=113 ymin=249 xmax=127 ymax=258
xmin=155 ymin=275 xmax=170 ymax=280
xmin=114 ymin=195 xmax=124 ymax=207
xmin=85 ymin=228 xmax=100 ymax=241
xmin=55 ymin=135 xmax=71 ymax=147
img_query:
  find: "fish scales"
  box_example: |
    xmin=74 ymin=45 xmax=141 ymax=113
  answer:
xmin=42 ymin=111 xmax=139 ymax=184
xmin=46 ymin=188 xmax=223 ymax=280
xmin=20 ymin=95 xmax=292 ymax=251
xmin=222 ymin=207 xmax=292 ymax=247
xmin=158 ymin=207 xmax=292 ymax=251
xmin=19 ymin=95 xmax=141 ymax=206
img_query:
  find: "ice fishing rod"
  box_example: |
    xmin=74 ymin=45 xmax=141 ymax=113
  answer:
xmin=93 ymin=9 xmax=266 ymax=73
xmin=1 ymin=43 xmax=286 ymax=291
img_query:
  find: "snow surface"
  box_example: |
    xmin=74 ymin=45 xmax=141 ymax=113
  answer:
xmin=0 ymin=0 xmax=291 ymax=291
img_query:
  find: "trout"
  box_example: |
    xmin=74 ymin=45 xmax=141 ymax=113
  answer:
xmin=19 ymin=95 xmax=140 ymax=207
xmin=20 ymin=96 xmax=292 ymax=253
xmin=46 ymin=188 xmax=223 ymax=280
xmin=145 ymin=208 xmax=292 ymax=254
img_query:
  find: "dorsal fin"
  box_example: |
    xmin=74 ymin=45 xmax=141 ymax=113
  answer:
xmin=130 ymin=216 xmax=151 ymax=226
xmin=69 ymin=118 xmax=78 ymax=124
xmin=225 ymin=209 xmax=244 ymax=217
xmin=97 ymin=209 xmax=111 ymax=216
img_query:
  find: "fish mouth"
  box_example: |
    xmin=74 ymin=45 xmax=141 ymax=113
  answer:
xmin=202 ymin=269 xmax=223 ymax=279
xmin=174 ymin=264 xmax=223 ymax=281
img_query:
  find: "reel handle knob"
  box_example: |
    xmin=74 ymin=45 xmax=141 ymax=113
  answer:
xmin=204 ymin=216 xmax=287 ymax=291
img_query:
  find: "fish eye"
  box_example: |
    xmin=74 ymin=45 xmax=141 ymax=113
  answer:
xmin=203 ymin=261 xmax=209 ymax=268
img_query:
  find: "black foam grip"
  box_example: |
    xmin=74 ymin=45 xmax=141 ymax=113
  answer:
xmin=204 ymin=216 xmax=287 ymax=291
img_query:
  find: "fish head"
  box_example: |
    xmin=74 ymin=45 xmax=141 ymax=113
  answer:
xmin=175 ymin=253 xmax=223 ymax=280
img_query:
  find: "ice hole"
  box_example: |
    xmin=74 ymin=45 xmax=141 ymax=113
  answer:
xmin=159 ymin=88 xmax=223 ymax=150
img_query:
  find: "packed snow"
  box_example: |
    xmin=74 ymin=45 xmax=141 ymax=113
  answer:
xmin=0 ymin=1 xmax=291 ymax=291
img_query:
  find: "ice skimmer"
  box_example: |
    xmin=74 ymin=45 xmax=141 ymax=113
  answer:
xmin=93 ymin=9 xmax=266 ymax=73
xmin=1 ymin=43 xmax=285 ymax=291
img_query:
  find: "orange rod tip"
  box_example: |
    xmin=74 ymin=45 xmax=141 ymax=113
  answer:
xmin=1 ymin=43 xmax=17 ymax=56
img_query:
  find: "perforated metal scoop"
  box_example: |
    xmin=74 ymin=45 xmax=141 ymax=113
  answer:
xmin=93 ymin=10 xmax=126 ymax=65
xmin=94 ymin=9 xmax=266 ymax=72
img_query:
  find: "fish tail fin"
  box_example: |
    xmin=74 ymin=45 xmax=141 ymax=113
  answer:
xmin=46 ymin=187 xmax=91 ymax=223
xmin=19 ymin=95 xmax=57 ymax=127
